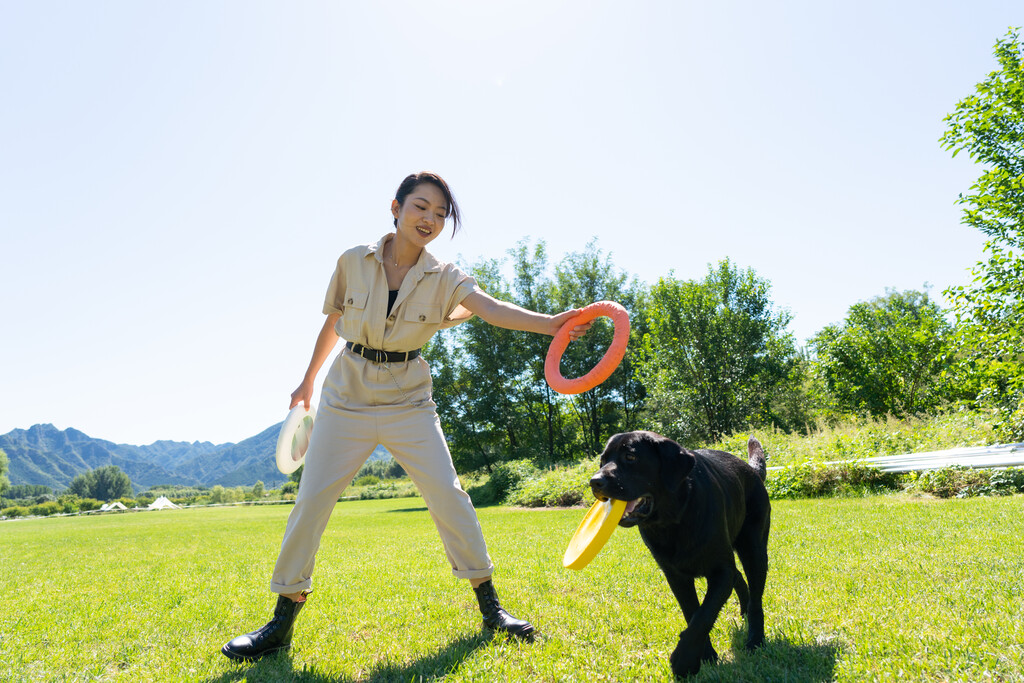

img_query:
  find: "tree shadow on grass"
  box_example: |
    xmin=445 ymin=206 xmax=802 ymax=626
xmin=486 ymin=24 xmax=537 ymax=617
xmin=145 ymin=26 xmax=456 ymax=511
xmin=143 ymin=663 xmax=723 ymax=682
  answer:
xmin=382 ymin=506 xmax=428 ymax=513
xmin=207 ymin=631 xmax=492 ymax=683
xmin=692 ymin=630 xmax=841 ymax=682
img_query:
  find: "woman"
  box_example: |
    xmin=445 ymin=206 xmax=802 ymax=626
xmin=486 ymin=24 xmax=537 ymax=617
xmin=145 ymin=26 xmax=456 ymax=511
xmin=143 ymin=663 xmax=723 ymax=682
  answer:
xmin=222 ymin=172 xmax=591 ymax=661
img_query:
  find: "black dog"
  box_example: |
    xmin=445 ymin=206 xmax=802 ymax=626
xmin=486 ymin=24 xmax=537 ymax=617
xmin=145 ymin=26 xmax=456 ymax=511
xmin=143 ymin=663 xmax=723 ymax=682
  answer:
xmin=589 ymin=431 xmax=770 ymax=678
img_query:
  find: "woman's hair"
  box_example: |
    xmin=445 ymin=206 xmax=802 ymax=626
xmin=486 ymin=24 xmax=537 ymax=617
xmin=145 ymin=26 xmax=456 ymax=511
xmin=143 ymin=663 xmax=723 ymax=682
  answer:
xmin=393 ymin=172 xmax=462 ymax=236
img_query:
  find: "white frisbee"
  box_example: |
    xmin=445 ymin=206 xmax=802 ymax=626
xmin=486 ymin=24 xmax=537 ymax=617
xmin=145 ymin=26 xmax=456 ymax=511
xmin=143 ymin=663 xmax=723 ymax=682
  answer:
xmin=275 ymin=404 xmax=316 ymax=474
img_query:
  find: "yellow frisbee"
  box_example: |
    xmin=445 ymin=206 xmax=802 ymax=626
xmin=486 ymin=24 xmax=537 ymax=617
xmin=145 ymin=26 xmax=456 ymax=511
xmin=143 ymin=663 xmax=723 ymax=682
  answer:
xmin=563 ymin=498 xmax=628 ymax=570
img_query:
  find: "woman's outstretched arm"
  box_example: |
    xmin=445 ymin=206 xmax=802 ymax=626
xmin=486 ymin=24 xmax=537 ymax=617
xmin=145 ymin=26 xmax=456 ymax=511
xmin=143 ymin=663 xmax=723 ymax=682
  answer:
xmin=290 ymin=313 xmax=341 ymax=409
xmin=460 ymin=291 xmax=591 ymax=339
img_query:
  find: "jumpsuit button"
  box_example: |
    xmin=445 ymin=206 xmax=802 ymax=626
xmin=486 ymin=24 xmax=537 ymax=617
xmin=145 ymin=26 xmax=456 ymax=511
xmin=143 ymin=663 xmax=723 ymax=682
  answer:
xmin=347 ymin=298 xmax=354 ymax=304
xmin=419 ymin=314 xmax=426 ymax=321
xmin=388 ymin=315 xmax=396 ymax=321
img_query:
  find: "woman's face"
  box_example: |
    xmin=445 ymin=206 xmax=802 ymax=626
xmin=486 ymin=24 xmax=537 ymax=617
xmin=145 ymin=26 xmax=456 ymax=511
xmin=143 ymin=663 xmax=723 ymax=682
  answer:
xmin=391 ymin=182 xmax=449 ymax=248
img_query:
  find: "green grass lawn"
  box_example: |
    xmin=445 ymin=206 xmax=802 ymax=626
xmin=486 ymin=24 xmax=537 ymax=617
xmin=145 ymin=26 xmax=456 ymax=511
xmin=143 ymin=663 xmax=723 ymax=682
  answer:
xmin=1 ymin=494 xmax=1022 ymax=682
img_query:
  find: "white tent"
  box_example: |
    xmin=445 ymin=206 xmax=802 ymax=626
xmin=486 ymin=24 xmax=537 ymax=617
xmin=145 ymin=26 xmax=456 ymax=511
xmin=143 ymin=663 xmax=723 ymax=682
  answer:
xmin=148 ymin=496 xmax=181 ymax=510
xmin=100 ymin=501 xmax=127 ymax=511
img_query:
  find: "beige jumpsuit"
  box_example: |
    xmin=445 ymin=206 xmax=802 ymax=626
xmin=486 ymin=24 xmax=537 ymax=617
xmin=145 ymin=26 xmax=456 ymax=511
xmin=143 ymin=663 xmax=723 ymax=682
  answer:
xmin=270 ymin=233 xmax=494 ymax=595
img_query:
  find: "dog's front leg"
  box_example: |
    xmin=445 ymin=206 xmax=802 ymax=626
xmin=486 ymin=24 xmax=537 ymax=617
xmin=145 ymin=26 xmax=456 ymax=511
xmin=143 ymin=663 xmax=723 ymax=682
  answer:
xmin=662 ymin=569 xmax=718 ymax=667
xmin=668 ymin=567 xmax=733 ymax=678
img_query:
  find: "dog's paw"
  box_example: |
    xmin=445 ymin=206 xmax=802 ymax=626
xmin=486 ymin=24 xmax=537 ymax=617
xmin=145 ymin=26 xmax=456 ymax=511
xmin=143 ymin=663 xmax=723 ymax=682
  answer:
xmin=701 ymin=641 xmax=719 ymax=663
xmin=669 ymin=641 xmax=703 ymax=678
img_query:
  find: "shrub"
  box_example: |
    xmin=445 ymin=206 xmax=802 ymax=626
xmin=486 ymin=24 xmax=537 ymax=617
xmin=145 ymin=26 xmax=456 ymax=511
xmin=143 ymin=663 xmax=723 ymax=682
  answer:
xmin=355 ymin=457 xmax=408 ymax=480
xmin=353 ymin=475 xmax=381 ymax=487
xmin=902 ymin=466 xmax=1024 ymax=498
xmin=354 ymin=481 xmax=418 ymax=500
xmin=763 ymin=463 xmax=815 ymax=499
xmin=29 ymin=501 xmax=61 ymax=517
xmin=911 ymin=466 xmax=988 ymax=498
xmin=488 ymin=460 xmax=538 ymax=501
xmin=457 ymin=471 xmax=493 ymax=506
xmin=997 ymin=400 xmax=1024 ymax=442
xmin=77 ymin=498 xmax=103 ymax=512
xmin=506 ymin=459 xmax=597 ymax=508
xmin=987 ymin=467 xmax=1024 ymax=494
xmin=765 ymin=462 xmax=905 ymax=499
xmin=808 ymin=462 xmax=904 ymax=496
xmin=2 ymin=506 xmax=30 ymax=518
xmin=709 ymin=411 xmax=997 ymax=470
xmin=147 ymin=485 xmax=209 ymax=501
xmin=467 ymin=459 xmax=541 ymax=506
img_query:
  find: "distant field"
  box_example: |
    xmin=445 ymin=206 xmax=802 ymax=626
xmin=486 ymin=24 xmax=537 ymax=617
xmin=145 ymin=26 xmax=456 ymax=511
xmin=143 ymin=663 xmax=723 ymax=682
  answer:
xmin=1 ymin=495 xmax=1022 ymax=682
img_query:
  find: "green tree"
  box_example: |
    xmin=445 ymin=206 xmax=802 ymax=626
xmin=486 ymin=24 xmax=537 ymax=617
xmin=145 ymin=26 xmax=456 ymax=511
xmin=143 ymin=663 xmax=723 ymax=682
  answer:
xmin=428 ymin=239 xmax=646 ymax=470
xmin=940 ymin=28 xmax=1024 ymax=438
xmin=427 ymin=253 xmax=535 ymax=472
xmin=0 ymin=449 xmax=9 ymax=497
xmin=56 ymin=493 xmax=82 ymax=514
xmin=209 ymin=485 xmax=226 ymax=504
xmin=637 ymin=259 xmax=801 ymax=444
xmin=220 ymin=486 xmax=243 ymax=503
xmin=252 ymin=481 xmax=265 ymax=498
xmin=66 ymin=465 xmax=133 ymax=502
xmin=5 ymin=484 xmax=53 ymax=499
xmin=547 ymin=242 xmax=649 ymax=454
xmin=811 ymin=289 xmax=957 ymax=418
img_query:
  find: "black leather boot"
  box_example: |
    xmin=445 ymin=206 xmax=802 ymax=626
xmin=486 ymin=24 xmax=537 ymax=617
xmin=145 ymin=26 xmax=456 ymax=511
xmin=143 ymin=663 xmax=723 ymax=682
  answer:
xmin=221 ymin=594 xmax=306 ymax=662
xmin=473 ymin=580 xmax=536 ymax=639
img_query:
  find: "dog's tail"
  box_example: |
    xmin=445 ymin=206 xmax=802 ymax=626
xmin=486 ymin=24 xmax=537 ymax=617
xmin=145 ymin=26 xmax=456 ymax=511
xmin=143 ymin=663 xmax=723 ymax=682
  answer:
xmin=747 ymin=436 xmax=767 ymax=482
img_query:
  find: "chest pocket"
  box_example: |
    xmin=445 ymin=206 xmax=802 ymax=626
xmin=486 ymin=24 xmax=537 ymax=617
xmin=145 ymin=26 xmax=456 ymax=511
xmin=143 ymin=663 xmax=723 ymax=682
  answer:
xmin=340 ymin=290 xmax=369 ymax=339
xmin=404 ymin=302 xmax=442 ymax=325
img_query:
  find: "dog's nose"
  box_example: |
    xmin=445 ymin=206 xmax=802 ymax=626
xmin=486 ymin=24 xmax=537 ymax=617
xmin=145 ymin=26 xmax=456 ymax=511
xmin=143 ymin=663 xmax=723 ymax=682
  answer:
xmin=589 ymin=473 xmax=609 ymax=499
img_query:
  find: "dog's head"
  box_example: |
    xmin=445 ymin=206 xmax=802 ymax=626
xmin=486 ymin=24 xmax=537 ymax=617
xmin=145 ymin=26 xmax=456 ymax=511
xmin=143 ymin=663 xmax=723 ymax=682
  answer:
xmin=589 ymin=431 xmax=696 ymax=527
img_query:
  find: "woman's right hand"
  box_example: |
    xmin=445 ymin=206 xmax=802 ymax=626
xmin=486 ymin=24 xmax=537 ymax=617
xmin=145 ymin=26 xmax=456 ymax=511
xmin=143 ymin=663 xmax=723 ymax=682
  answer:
xmin=290 ymin=378 xmax=315 ymax=410
xmin=290 ymin=313 xmax=342 ymax=410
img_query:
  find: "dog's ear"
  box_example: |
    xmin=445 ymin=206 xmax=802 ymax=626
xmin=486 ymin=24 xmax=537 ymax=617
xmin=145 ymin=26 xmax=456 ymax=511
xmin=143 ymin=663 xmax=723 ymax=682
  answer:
xmin=657 ymin=436 xmax=696 ymax=492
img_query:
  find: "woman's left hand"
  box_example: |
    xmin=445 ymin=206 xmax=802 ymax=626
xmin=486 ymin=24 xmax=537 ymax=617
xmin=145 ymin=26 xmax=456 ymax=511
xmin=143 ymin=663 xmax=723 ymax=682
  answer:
xmin=549 ymin=309 xmax=592 ymax=341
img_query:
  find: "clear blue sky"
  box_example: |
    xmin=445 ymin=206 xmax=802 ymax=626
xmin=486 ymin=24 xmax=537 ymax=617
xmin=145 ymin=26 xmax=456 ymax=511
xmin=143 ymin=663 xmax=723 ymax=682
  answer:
xmin=1 ymin=1 xmax=1018 ymax=446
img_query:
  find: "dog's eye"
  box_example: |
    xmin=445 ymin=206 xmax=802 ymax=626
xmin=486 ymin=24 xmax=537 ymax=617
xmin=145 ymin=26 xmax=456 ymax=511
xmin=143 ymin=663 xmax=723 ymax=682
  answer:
xmin=623 ymin=451 xmax=637 ymax=462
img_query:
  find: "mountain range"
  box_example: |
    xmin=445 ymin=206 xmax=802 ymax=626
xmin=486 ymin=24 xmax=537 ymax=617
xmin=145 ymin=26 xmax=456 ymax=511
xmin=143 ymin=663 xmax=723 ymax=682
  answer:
xmin=1 ymin=423 xmax=389 ymax=492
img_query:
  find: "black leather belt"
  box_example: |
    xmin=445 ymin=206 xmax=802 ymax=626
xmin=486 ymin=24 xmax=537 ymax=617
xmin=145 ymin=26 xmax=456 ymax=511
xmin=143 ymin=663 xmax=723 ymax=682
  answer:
xmin=346 ymin=342 xmax=420 ymax=363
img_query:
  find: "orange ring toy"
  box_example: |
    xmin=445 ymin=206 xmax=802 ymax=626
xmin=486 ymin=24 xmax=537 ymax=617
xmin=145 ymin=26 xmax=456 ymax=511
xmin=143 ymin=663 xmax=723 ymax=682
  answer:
xmin=545 ymin=301 xmax=630 ymax=395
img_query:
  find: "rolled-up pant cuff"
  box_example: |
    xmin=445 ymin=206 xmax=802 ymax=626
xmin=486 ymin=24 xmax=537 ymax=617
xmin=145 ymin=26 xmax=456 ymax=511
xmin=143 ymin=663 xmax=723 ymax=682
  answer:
xmin=452 ymin=565 xmax=495 ymax=580
xmin=271 ymin=578 xmax=312 ymax=595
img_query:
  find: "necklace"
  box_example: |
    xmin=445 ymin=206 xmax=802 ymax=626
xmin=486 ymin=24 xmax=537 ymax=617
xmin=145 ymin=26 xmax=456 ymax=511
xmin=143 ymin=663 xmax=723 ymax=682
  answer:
xmin=389 ymin=240 xmax=414 ymax=269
